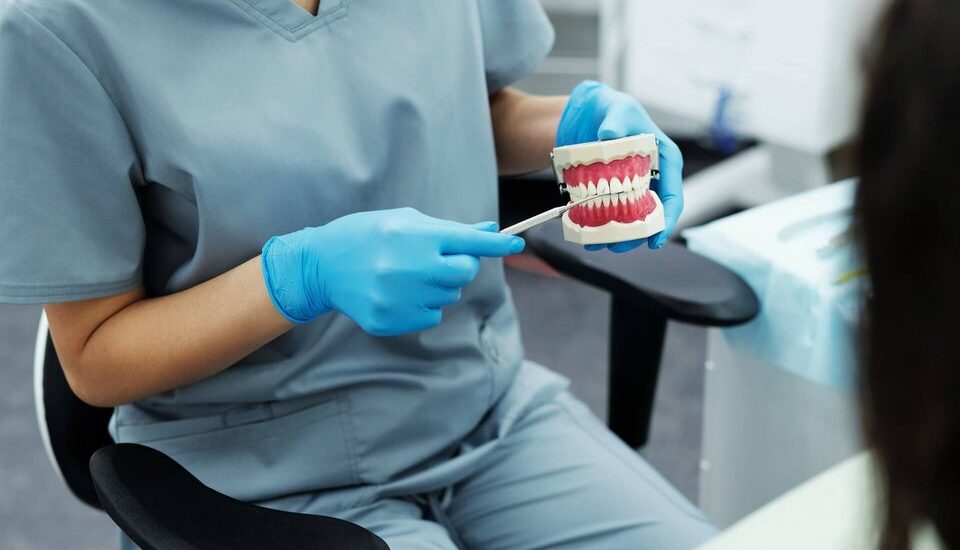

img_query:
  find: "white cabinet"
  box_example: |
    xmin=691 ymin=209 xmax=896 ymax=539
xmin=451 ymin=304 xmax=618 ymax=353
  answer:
xmin=615 ymin=0 xmax=883 ymax=153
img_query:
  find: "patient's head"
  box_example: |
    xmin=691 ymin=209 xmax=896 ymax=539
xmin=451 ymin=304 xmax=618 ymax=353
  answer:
xmin=856 ymin=0 xmax=960 ymax=547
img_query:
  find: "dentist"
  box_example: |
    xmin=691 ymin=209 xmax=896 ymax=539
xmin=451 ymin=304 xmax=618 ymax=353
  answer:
xmin=0 ymin=0 xmax=702 ymax=548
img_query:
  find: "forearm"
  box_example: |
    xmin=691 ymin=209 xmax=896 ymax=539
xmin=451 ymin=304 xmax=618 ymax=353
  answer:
xmin=489 ymin=87 xmax=567 ymax=176
xmin=45 ymin=257 xmax=292 ymax=407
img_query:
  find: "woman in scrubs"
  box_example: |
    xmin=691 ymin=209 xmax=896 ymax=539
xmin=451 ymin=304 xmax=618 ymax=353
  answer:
xmin=0 ymin=0 xmax=711 ymax=547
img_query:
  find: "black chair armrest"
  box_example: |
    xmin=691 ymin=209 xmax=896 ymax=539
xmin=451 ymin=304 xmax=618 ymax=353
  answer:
xmin=524 ymin=219 xmax=758 ymax=326
xmin=90 ymin=444 xmax=388 ymax=550
xmin=523 ymin=218 xmax=759 ymax=447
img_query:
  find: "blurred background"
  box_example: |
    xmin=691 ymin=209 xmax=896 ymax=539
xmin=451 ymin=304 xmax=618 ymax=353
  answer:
xmin=0 ymin=0 xmax=882 ymax=547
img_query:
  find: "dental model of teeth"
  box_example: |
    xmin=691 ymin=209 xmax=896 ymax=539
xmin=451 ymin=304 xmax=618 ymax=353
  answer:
xmin=552 ymin=134 xmax=665 ymax=245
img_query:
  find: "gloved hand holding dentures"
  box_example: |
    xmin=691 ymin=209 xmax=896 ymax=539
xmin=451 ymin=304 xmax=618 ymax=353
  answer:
xmin=556 ymin=80 xmax=684 ymax=252
xmin=261 ymin=208 xmax=524 ymax=335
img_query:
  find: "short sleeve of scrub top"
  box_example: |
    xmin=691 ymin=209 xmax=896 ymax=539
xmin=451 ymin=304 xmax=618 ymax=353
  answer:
xmin=0 ymin=2 xmax=144 ymax=304
xmin=476 ymin=0 xmax=555 ymax=92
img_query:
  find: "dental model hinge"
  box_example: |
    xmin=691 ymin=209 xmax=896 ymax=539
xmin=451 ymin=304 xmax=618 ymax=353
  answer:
xmin=550 ymin=151 xmax=566 ymax=194
xmin=652 ymin=138 xmax=661 ymax=180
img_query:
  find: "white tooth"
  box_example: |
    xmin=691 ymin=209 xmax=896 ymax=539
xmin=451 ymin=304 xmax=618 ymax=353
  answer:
xmin=612 ymin=192 xmax=620 ymax=206
xmin=632 ymin=175 xmax=642 ymax=191
xmin=597 ymin=178 xmax=610 ymax=196
xmin=587 ymin=181 xmax=597 ymax=197
xmin=610 ymin=177 xmax=623 ymax=194
xmin=641 ymin=173 xmax=651 ymax=190
xmin=577 ymin=184 xmax=587 ymax=199
xmin=592 ymin=197 xmax=602 ymax=208
xmin=622 ymin=177 xmax=633 ymax=192
xmin=628 ymin=190 xmax=637 ymax=201
xmin=602 ymin=194 xmax=611 ymax=207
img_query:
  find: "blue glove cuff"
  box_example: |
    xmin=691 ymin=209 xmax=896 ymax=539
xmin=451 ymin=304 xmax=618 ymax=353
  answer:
xmin=261 ymin=235 xmax=328 ymax=324
xmin=556 ymin=80 xmax=608 ymax=147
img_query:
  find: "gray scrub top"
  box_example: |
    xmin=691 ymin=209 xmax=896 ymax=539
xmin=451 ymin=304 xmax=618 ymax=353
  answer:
xmin=0 ymin=0 xmax=554 ymax=499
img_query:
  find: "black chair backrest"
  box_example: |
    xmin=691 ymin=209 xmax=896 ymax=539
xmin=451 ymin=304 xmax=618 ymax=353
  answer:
xmin=36 ymin=325 xmax=113 ymax=509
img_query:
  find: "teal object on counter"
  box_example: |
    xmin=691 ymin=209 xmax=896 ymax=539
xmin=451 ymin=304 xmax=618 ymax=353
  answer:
xmin=685 ymin=180 xmax=863 ymax=390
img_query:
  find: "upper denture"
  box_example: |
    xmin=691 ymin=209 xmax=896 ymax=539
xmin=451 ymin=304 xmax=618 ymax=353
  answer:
xmin=562 ymin=155 xmax=652 ymax=188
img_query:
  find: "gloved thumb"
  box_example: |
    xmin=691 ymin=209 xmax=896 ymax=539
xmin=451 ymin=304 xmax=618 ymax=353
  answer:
xmin=597 ymin=102 xmax=645 ymax=141
xmin=598 ymin=114 xmax=633 ymax=141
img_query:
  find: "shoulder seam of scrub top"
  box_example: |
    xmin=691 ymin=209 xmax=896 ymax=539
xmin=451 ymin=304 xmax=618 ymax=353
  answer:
xmin=227 ymin=0 xmax=350 ymax=42
xmin=9 ymin=1 xmax=137 ymax=153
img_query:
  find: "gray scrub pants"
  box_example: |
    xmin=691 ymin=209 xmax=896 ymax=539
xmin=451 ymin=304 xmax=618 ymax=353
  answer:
xmin=122 ymin=363 xmax=715 ymax=549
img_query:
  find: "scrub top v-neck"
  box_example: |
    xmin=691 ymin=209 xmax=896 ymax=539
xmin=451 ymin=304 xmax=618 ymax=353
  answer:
xmin=0 ymin=0 xmax=554 ymax=499
xmin=231 ymin=0 xmax=349 ymax=41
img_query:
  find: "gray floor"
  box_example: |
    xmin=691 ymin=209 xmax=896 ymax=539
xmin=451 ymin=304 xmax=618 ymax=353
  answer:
xmin=0 ymin=266 xmax=705 ymax=549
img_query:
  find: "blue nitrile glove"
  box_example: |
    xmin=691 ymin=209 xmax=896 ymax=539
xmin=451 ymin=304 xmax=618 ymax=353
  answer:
xmin=557 ymin=80 xmax=684 ymax=253
xmin=261 ymin=208 xmax=524 ymax=336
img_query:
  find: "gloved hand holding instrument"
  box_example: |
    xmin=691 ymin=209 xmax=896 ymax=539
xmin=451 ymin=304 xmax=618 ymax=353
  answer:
xmin=261 ymin=207 xmax=524 ymax=336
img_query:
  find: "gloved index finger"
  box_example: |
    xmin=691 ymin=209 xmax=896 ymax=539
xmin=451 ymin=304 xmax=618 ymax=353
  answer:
xmin=435 ymin=226 xmax=525 ymax=257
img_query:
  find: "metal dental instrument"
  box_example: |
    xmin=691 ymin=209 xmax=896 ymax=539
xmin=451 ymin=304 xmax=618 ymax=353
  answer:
xmin=500 ymin=193 xmax=625 ymax=236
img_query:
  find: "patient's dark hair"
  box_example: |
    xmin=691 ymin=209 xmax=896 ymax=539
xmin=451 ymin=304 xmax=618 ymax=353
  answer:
xmin=855 ymin=0 xmax=960 ymax=548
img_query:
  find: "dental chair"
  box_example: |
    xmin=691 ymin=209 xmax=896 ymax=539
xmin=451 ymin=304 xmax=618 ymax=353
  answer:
xmin=32 ymin=182 xmax=757 ymax=547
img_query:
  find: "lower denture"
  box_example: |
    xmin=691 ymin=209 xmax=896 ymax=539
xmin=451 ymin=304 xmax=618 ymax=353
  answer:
xmin=568 ymin=191 xmax=656 ymax=227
